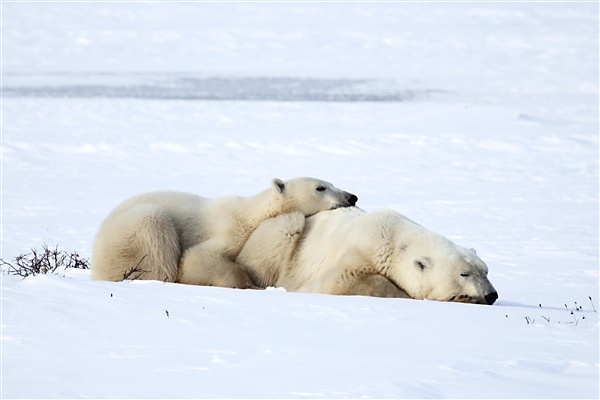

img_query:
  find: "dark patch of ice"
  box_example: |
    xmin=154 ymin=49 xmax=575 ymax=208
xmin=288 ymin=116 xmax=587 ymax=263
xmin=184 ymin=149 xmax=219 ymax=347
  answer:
xmin=3 ymin=74 xmax=436 ymax=102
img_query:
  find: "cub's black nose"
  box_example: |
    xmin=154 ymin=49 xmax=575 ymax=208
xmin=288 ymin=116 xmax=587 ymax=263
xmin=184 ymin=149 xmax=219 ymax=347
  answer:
xmin=485 ymin=291 xmax=498 ymax=305
xmin=348 ymin=194 xmax=358 ymax=206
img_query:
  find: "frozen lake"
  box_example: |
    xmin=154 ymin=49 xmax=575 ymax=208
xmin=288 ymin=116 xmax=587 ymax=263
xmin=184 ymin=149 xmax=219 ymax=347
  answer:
xmin=4 ymin=73 xmax=426 ymax=102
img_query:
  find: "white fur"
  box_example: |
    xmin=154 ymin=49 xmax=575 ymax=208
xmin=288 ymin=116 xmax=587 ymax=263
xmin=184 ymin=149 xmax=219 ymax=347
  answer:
xmin=236 ymin=207 xmax=498 ymax=304
xmin=91 ymin=177 xmax=357 ymax=287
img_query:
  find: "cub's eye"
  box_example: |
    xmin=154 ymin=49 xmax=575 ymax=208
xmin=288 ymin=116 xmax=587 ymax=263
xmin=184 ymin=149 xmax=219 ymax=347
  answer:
xmin=460 ymin=273 xmax=470 ymax=278
xmin=316 ymin=186 xmax=327 ymax=192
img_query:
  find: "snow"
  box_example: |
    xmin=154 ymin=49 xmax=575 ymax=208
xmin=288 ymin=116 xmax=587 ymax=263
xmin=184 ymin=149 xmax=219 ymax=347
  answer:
xmin=2 ymin=2 xmax=598 ymax=399
xmin=3 ymin=271 xmax=598 ymax=399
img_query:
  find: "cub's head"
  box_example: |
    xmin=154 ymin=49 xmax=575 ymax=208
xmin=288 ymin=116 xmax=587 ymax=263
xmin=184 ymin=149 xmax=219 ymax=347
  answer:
xmin=271 ymin=177 xmax=358 ymax=216
xmin=401 ymin=238 xmax=498 ymax=305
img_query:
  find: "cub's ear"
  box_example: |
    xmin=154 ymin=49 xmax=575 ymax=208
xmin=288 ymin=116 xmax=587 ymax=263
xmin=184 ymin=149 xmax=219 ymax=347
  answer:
xmin=272 ymin=178 xmax=286 ymax=193
xmin=413 ymin=256 xmax=431 ymax=272
xmin=470 ymin=248 xmax=477 ymax=254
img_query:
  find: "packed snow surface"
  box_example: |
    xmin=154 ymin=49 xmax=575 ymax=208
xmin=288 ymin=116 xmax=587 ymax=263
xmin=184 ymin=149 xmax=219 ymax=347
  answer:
xmin=2 ymin=2 xmax=598 ymax=399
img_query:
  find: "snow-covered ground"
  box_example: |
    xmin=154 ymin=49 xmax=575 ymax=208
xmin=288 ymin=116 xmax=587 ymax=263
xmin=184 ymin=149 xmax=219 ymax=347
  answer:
xmin=2 ymin=2 xmax=598 ymax=398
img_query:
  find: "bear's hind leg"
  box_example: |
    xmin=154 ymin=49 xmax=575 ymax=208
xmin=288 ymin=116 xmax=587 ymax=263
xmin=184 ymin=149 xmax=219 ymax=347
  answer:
xmin=92 ymin=203 xmax=180 ymax=282
xmin=178 ymin=244 xmax=257 ymax=289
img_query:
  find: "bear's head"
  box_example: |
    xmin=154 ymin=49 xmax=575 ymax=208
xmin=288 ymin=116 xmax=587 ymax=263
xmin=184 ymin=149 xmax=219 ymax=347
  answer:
xmin=271 ymin=177 xmax=358 ymax=216
xmin=397 ymin=233 xmax=498 ymax=305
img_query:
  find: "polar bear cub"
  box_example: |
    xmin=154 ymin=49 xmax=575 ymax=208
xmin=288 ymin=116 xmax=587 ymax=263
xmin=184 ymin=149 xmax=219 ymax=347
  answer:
xmin=236 ymin=207 xmax=498 ymax=304
xmin=91 ymin=177 xmax=357 ymax=287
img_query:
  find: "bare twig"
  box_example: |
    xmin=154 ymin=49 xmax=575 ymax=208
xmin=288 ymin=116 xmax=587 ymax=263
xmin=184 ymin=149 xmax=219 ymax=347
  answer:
xmin=589 ymin=296 xmax=597 ymax=313
xmin=122 ymin=255 xmax=149 ymax=280
xmin=1 ymin=245 xmax=90 ymax=277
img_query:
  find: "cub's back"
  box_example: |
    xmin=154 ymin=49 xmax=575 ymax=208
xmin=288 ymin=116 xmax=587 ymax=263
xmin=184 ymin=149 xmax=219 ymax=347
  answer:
xmin=105 ymin=191 xmax=210 ymax=249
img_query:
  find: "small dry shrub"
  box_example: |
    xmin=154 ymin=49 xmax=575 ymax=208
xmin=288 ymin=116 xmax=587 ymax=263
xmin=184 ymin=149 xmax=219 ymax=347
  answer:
xmin=1 ymin=244 xmax=90 ymax=278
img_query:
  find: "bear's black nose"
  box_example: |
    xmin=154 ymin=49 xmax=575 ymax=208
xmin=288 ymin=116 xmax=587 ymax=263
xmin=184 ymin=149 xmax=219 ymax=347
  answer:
xmin=347 ymin=194 xmax=358 ymax=206
xmin=485 ymin=291 xmax=498 ymax=305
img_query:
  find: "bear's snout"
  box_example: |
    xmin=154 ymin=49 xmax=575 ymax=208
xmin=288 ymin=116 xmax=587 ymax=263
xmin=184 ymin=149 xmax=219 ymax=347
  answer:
xmin=346 ymin=193 xmax=358 ymax=206
xmin=485 ymin=291 xmax=498 ymax=305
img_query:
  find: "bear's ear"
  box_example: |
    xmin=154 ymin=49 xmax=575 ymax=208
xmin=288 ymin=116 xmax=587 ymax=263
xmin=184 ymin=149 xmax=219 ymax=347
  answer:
xmin=413 ymin=256 xmax=431 ymax=272
xmin=470 ymin=248 xmax=477 ymax=254
xmin=272 ymin=178 xmax=286 ymax=193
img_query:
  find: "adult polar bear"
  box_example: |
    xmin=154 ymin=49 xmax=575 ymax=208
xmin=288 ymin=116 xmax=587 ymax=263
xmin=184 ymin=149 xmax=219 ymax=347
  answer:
xmin=236 ymin=207 xmax=498 ymax=305
xmin=91 ymin=177 xmax=357 ymax=287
